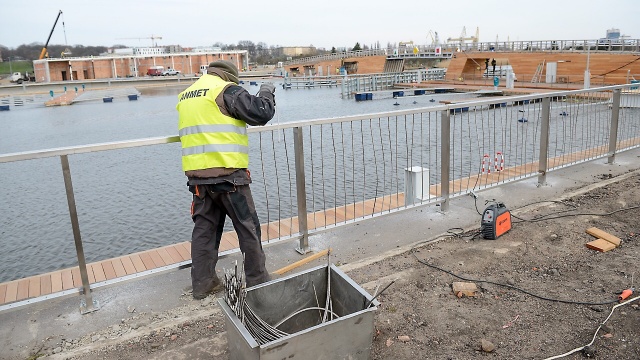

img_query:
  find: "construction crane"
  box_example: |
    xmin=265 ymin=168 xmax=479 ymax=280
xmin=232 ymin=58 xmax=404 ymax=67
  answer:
xmin=116 ymin=35 xmax=163 ymax=47
xmin=39 ymin=10 xmax=64 ymax=60
xmin=446 ymin=26 xmax=480 ymax=46
xmin=427 ymin=30 xmax=440 ymax=47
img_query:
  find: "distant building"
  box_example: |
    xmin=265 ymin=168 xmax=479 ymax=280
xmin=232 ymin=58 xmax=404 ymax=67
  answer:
xmin=605 ymin=28 xmax=622 ymax=39
xmin=133 ymin=47 xmax=167 ymax=56
xmin=166 ymin=45 xmax=184 ymax=53
xmin=276 ymin=46 xmax=317 ymax=57
xmin=31 ymin=50 xmax=248 ymax=82
xmin=192 ymin=46 xmax=223 ymax=53
xmin=598 ymin=28 xmax=630 ymax=45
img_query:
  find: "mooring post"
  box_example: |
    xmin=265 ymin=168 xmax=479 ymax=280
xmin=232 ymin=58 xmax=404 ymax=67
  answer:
xmin=293 ymin=127 xmax=309 ymax=254
xmin=60 ymin=155 xmax=99 ymax=314
xmin=607 ymin=89 xmax=621 ymax=164
xmin=440 ymin=110 xmax=451 ymax=212
xmin=537 ymin=97 xmax=551 ymax=186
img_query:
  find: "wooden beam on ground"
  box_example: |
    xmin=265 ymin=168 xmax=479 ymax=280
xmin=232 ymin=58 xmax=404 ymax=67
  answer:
xmin=273 ymin=248 xmax=332 ymax=275
xmin=586 ymin=238 xmax=617 ymax=252
xmin=586 ymin=227 xmax=622 ymax=246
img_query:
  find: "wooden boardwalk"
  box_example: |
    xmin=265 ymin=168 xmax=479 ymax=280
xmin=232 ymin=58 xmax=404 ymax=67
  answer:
xmin=1 ymin=137 xmax=639 ymax=307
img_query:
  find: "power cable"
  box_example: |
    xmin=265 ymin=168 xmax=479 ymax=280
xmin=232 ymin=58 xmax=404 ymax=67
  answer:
xmin=511 ymin=204 xmax=640 ymax=223
xmin=411 ymin=249 xmax=619 ymax=306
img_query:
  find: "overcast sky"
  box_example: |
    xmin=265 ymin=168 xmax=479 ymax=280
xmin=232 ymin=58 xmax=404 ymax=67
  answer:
xmin=2 ymin=0 xmax=637 ymax=50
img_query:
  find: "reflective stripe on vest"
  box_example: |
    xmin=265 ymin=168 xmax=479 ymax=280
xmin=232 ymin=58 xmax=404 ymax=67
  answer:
xmin=177 ymin=76 xmax=249 ymax=171
xmin=179 ymin=124 xmax=247 ymax=137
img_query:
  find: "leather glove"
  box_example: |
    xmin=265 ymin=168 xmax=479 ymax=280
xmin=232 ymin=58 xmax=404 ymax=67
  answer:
xmin=259 ymin=82 xmax=276 ymax=94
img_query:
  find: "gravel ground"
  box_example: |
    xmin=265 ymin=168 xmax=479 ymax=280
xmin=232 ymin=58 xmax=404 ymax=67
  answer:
xmin=29 ymin=171 xmax=640 ymax=360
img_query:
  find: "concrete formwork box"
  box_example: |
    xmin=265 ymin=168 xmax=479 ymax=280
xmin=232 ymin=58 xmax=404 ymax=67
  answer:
xmin=218 ymin=264 xmax=379 ymax=360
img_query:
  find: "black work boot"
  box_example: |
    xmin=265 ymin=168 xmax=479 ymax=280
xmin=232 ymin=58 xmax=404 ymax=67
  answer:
xmin=193 ymin=276 xmax=223 ymax=300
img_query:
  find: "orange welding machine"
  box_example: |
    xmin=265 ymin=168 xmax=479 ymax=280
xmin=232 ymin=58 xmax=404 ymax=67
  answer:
xmin=481 ymin=202 xmax=512 ymax=240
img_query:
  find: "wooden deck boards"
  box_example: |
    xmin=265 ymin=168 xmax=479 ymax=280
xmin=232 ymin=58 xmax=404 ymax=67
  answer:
xmin=2 ymin=139 xmax=639 ymax=307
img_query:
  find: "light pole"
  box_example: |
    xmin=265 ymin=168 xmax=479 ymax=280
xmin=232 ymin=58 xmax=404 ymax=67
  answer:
xmin=8 ymin=56 xmax=12 ymax=74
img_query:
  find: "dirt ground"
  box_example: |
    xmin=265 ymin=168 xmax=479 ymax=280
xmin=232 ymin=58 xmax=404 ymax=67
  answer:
xmin=34 ymin=171 xmax=640 ymax=360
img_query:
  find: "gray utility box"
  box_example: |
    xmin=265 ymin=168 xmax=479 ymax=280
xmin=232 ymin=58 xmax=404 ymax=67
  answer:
xmin=218 ymin=264 xmax=379 ymax=360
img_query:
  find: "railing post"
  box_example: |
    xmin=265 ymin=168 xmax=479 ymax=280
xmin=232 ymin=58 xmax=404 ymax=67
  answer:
xmin=60 ymin=155 xmax=99 ymax=314
xmin=293 ymin=127 xmax=309 ymax=254
xmin=440 ymin=110 xmax=451 ymax=212
xmin=537 ymin=97 xmax=551 ymax=186
xmin=608 ymin=89 xmax=621 ymax=164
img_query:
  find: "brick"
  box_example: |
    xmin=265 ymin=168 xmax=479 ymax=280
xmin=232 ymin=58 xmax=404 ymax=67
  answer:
xmin=452 ymin=282 xmax=479 ymax=297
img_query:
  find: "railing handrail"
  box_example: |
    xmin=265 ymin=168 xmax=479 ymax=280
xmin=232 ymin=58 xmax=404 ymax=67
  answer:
xmin=2 ymin=81 xmax=639 ymax=312
xmin=284 ymin=39 xmax=640 ymax=65
xmin=1 ymin=84 xmax=633 ymax=164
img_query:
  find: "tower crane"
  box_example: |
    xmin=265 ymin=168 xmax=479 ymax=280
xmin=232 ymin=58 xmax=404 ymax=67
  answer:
xmin=116 ymin=35 xmax=163 ymax=47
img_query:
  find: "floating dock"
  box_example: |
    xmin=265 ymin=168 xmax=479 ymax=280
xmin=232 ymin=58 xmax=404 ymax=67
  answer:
xmin=45 ymin=87 xmax=141 ymax=107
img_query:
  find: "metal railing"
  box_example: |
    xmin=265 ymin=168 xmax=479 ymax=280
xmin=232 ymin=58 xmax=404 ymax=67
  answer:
xmin=283 ymin=39 xmax=640 ymax=66
xmin=462 ymin=39 xmax=640 ymax=53
xmin=1 ymin=84 xmax=639 ymax=311
xmin=284 ymin=49 xmax=388 ymax=65
xmin=340 ymin=69 xmax=447 ymax=97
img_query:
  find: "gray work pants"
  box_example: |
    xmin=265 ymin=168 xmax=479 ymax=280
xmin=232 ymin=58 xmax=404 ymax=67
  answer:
xmin=189 ymin=183 xmax=270 ymax=294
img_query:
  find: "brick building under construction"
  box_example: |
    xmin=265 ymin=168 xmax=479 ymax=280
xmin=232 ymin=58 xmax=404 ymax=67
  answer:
xmin=31 ymin=50 xmax=248 ymax=83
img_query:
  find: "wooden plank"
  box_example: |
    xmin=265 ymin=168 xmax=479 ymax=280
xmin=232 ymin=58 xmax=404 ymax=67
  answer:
xmin=5 ymin=281 xmax=18 ymax=303
xmin=174 ymin=243 xmax=191 ymax=261
xmin=61 ymin=269 xmax=74 ymax=290
xmin=147 ymin=250 xmax=165 ymax=268
xmin=51 ymin=271 xmax=63 ymax=293
xmin=121 ymin=256 xmax=137 ymax=275
xmin=130 ymin=254 xmax=147 ymax=273
xmin=181 ymin=242 xmax=192 ymax=257
xmin=586 ymin=238 xmax=617 ymax=252
xmin=165 ymin=246 xmax=184 ymax=263
xmin=91 ymin=263 xmax=107 ymax=283
xmin=71 ymin=268 xmax=82 ymax=288
xmin=0 ymin=284 xmax=6 ymax=304
xmin=40 ymin=274 xmax=52 ymax=296
xmin=102 ymin=261 xmax=117 ymax=280
xmin=157 ymin=248 xmax=175 ymax=265
xmin=274 ymin=249 xmax=331 ymax=275
xmin=87 ymin=264 xmax=96 ymax=284
xmin=16 ymin=279 xmax=30 ymax=301
xmin=29 ymin=276 xmax=41 ymax=298
xmin=111 ymin=258 xmax=127 ymax=278
xmin=220 ymin=234 xmax=237 ymax=250
xmin=219 ymin=239 xmax=236 ymax=252
xmin=139 ymin=252 xmax=157 ymax=270
xmin=586 ymin=227 xmax=622 ymax=246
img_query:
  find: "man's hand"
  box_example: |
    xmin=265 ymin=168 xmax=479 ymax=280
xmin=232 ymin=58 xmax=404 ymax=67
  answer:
xmin=259 ymin=82 xmax=276 ymax=94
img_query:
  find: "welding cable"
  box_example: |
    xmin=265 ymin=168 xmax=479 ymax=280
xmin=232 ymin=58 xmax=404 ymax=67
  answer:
xmin=542 ymin=295 xmax=640 ymax=360
xmin=511 ymin=204 xmax=640 ymax=223
xmin=411 ymin=249 xmax=619 ymax=306
xmin=508 ymin=200 xmax=579 ymax=222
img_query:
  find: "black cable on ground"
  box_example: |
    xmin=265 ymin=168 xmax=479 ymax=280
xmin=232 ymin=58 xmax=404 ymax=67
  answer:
xmin=511 ymin=204 xmax=640 ymax=223
xmin=410 ymin=249 xmax=619 ymax=306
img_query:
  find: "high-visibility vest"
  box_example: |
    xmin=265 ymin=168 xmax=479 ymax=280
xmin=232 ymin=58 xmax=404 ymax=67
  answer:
xmin=177 ymin=76 xmax=249 ymax=171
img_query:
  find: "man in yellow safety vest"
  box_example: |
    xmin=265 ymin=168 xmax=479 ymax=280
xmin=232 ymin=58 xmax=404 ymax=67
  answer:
xmin=177 ymin=60 xmax=276 ymax=299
